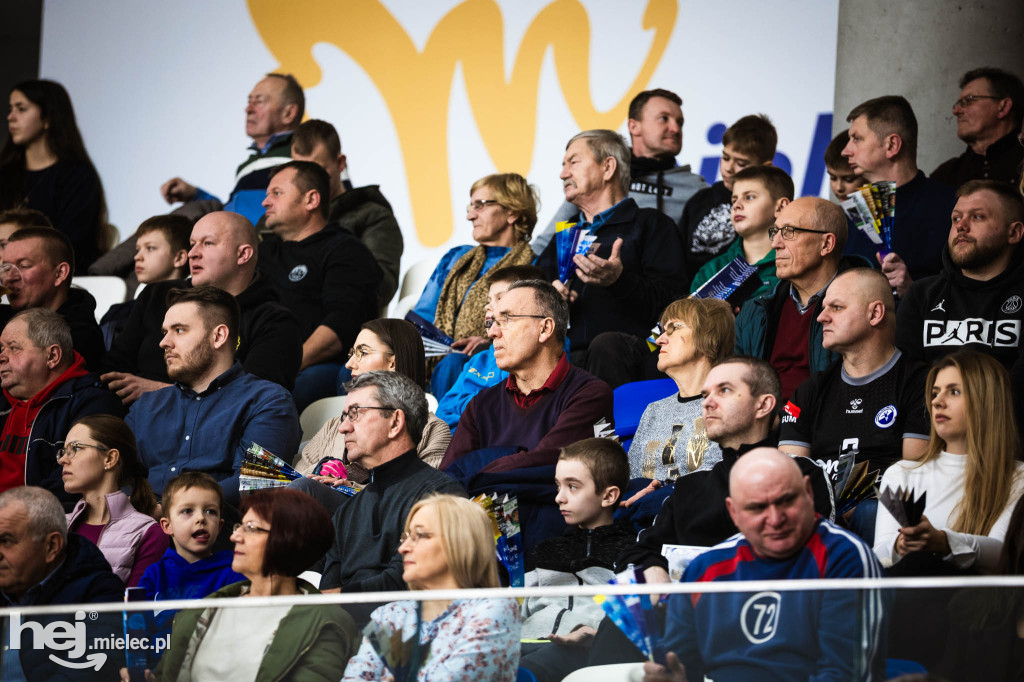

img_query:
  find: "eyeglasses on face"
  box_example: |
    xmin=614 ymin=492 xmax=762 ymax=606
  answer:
xmin=340 ymin=405 xmax=396 ymax=423
xmin=954 ymin=94 xmax=1001 ymax=109
xmin=484 ymin=313 xmax=549 ymax=330
xmin=232 ymin=522 xmax=270 ymax=535
xmin=400 ymin=530 xmax=435 ymax=547
xmin=347 ymin=345 xmax=394 ymax=362
xmin=466 ymin=199 xmax=501 ymax=212
xmin=659 ymin=322 xmax=688 ymax=338
xmin=56 ymin=441 xmax=111 ymax=463
xmin=768 ymin=225 xmax=830 ymax=241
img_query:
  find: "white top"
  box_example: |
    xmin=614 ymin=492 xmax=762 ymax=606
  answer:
xmin=873 ymin=451 xmax=1024 ymax=571
xmin=188 ymin=603 xmax=292 ymax=681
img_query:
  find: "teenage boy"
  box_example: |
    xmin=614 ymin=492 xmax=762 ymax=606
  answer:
xmin=824 ymin=130 xmax=864 ymax=202
xmin=681 ymin=115 xmax=777 ymax=275
xmin=689 ymin=165 xmax=793 ymax=307
xmin=138 ymin=472 xmax=246 ymax=657
xmin=132 ymin=215 xmax=191 ymax=284
xmin=435 ymin=264 xmax=548 ymax=429
xmin=519 ymin=438 xmax=635 ymax=682
xmin=101 ymin=215 xmax=192 ymax=346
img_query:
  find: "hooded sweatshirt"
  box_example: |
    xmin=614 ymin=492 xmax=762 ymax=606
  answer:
xmin=896 ymin=245 xmax=1024 ymax=374
xmin=0 ymin=352 xmax=88 ymax=492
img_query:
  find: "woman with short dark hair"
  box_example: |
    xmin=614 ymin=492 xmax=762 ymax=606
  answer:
xmin=152 ymin=488 xmax=358 ymax=681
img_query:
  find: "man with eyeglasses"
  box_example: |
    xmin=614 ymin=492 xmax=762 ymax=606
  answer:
xmin=0 ymin=308 xmax=121 ymax=510
xmin=440 ymin=280 xmax=613 ymax=481
xmin=735 ymin=197 xmax=852 ymax=400
xmin=257 ymin=160 xmax=382 ymax=411
xmin=841 ymin=95 xmax=956 ymax=298
xmin=933 ymin=67 xmax=1024 ymax=191
xmin=319 ymin=371 xmax=463 ymax=600
xmin=126 ymin=286 xmax=300 ymax=510
xmin=101 ymin=211 xmax=303 ymax=403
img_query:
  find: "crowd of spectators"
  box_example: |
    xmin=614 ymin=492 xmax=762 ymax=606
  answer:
xmin=0 ymin=64 xmax=1022 ymax=681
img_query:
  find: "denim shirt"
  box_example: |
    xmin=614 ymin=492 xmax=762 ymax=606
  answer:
xmin=126 ymin=362 xmax=300 ymax=507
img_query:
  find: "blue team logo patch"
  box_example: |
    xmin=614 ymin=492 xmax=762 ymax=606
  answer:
xmin=288 ymin=265 xmax=308 ymax=282
xmin=740 ymin=591 xmax=781 ymax=644
xmin=874 ymin=405 xmax=897 ymax=428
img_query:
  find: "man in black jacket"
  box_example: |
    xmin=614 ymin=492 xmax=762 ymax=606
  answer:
xmin=257 ymin=161 xmax=382 ymax=410
xmin=101 ymin=211 xmax=303 ymax=403
xmin=616 ymin=357 xmax=833 ymax=583
xmin=897 ymin=179 xmax=1024 ymax=411
xmin=0 ymin=487 xmax=124 ymax=681
xmin=318 ymin=372 xmax=463 ymax=602
xmin=536 ymin=129 xmax=688 ymax=370
xmin=0 ymin=228 xmax=106 ymax=370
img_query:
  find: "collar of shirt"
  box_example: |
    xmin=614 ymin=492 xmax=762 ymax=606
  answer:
xmin=0 ymin=557 xmax=64 ymax=606
xmin=787 ymin=276 xmax=833 ymax=314
xmin=504 ymin=353 xmax=570 ymax=408
xmin=248 ymin=131 xmax=292 ymax=155
xmin=576 ymin=198 xmax=628 ymax=232
xmin=174 ymin=361 xmax=245 ymax=399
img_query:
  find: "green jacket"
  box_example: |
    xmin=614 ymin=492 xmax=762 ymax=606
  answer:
xmin=689 ymin=237 xmax=778 ymax=302
xmin=155 ymin=579 xmax=359 ymax=682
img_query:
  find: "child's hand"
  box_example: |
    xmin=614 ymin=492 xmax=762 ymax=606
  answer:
xmin=119 ymin=667 xmax=156 ymax=682
xmin=643 ymin=652 xmax=688 ymax=681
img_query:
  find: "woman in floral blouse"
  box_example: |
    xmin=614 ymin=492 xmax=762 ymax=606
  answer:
xmin=343 ymin=493 xmax=520 ymax=681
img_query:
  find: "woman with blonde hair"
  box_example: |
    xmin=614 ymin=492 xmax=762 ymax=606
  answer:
xmin=343 ymin=493 xmax=520 ymax=681
xmin=410 ymin=173 xmax=538 ymax=396
xmin=874 ymin=350 xmax=1024 ymax=572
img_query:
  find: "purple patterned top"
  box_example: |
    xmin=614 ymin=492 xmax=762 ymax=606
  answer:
xmin=342 ymin=598 xmax=521 ymax=681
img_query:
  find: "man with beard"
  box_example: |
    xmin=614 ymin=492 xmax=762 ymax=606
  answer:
xmin=897 ymin=179 xmax=1024 ymax=425
xmin=126 ymin=286 xmax=300 ymax=508
xmin=897 ymin=180 xmax=1024 ymax=381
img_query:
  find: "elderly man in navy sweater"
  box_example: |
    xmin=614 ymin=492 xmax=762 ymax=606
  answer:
xmin=441 ymin=280 xmax=614 ymax=477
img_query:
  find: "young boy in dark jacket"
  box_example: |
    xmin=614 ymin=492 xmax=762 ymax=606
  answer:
xmin=519 ymin=438 xmax=635 ymax=682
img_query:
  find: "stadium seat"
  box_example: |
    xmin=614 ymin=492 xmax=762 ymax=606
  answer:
xmin=72 ymin=276 xmax=128 ymax=322
xmin=299 ymin=395 xmax=347 ymax=443
xmin=613 ymin=378 xmax=677 ymax=444
xmin=391 ymin=257 xmax=435 ymax=315
xmin=425 ymin=392 xmax=438 ymax=413
xmin=516 ymin=667 xmax=538 ymax=682
xmin=391 ymin=293 xmax=419 ymax=320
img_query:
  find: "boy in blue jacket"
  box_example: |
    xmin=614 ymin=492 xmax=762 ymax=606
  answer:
xmin=138 ymin=472 xmax=245 ymax=661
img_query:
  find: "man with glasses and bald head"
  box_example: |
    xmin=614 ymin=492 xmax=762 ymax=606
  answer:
xmin=735 ymin=197 xmax=854 ymax=400
xmin=440 ymin=279 xmax=614 ymax=477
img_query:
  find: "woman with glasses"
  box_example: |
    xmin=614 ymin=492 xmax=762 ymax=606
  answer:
xmin=150 ymin=487 xmax=358 ymax=682
xmin=343 ymin=493 xmax=520 ymax=681
xmin=627 ymin=298 xmax=734 ymax=483
xmin=1 ymin=80 xmax=107 ymax=272
xmin=60 ymin=414 xmax=168 ymax=586
xmin=409 ymin=173 xmax=539 ymax=397
xmin=291 ymin=319 xmax=451 ymax=508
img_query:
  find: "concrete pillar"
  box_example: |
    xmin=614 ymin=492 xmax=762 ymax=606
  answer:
xmin=834 ymin=0 xmax=1024 ymax=176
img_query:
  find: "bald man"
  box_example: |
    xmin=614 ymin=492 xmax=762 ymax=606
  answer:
xmin=101 ymin=212 xmax=303 ymax=402
xmin=735 ymin=197 xmax=854 ymax=399
xmin=645 ymin=448 xmax=886 ymax=682
xmin=780 ymin=268 xmax=929 ymax=523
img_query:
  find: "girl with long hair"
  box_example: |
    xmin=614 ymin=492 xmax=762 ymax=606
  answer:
xmin=2 ymin=79 xmax=107 ymax=271
xmin=874 ymin=350 xmax=1024 ymax=572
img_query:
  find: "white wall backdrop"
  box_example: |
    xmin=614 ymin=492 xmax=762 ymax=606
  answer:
xmin=41 ymin=0 xmax=838 ymax=300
